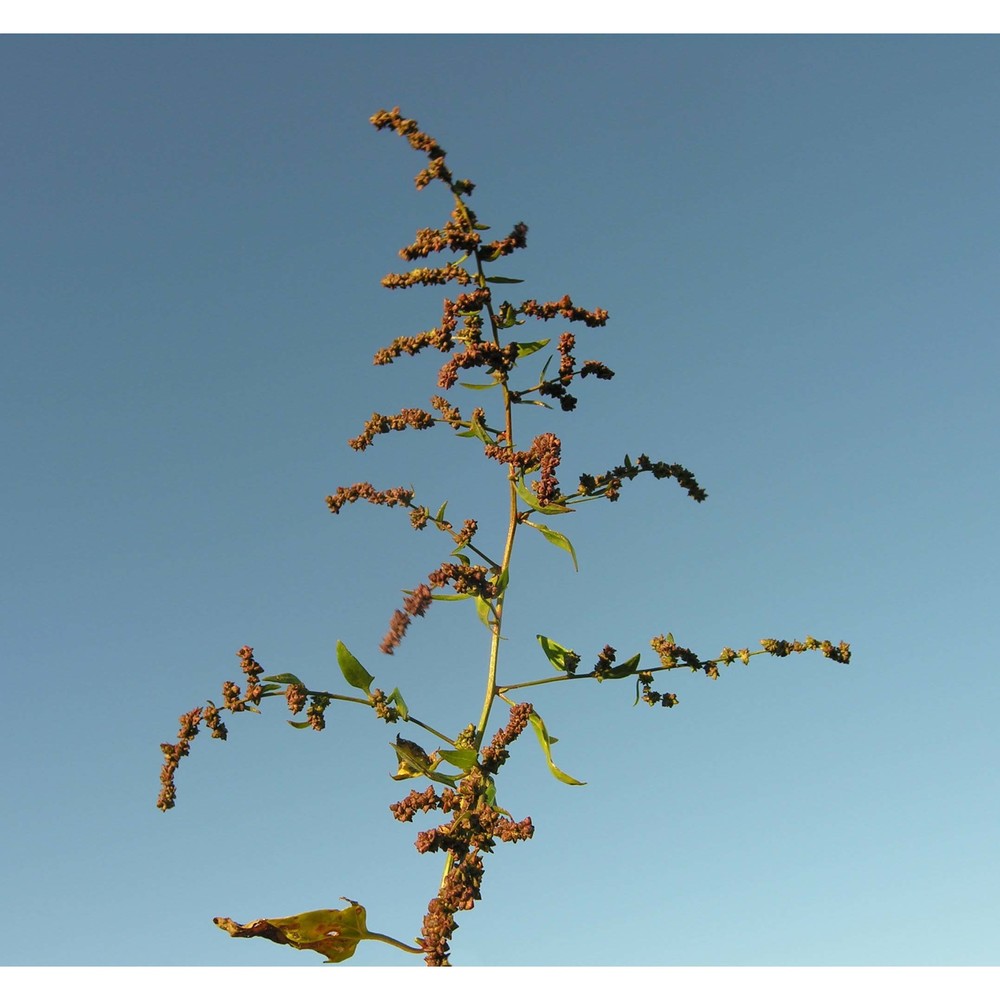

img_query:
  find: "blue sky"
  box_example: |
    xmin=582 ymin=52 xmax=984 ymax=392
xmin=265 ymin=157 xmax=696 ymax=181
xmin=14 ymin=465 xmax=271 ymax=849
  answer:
xmin=2 ymin=35 xmax=998 ymax=968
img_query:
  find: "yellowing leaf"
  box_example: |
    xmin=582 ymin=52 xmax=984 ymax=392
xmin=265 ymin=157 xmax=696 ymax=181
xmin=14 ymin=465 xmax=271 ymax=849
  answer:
xmin=214 ymin=899 xmax=370 ymax=964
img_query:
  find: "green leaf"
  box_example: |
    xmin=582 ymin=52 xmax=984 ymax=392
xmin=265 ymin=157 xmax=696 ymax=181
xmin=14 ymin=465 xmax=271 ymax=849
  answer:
xmin=514 ymin=476 xmax=573 ymax=515
xmin=431 ymin=592 xmax=473 ymax=601
xmin=474 ymin=595 xmax=492 ymax=628
xmin=387 ymin=687 xmax=409 ymax=720
xmin=214 ymin=899 xmax=372 ymax=964
xmin=492 ymin=565 xmax=510 ymax=598
xmin=434 ymin=501 xmax=448 ymax=522
xmin=485 ymin=275 xmax=524 ymax=284
xmin=336 ymin=641 xmax=374 ymax=695
xmin=262 ymin=673 xmax=306 ymax=687
xmin=607 ymin=652 xmax=641 ymax=679
xmin=529 ymin=711 xmax=586 ymax=786
xmin=458 ymin=381 xmax=500 ymax=390
xmin=288 ymin=719 xmax=313 ymax=729
xmin=258 ymin=683 xmax=285 ymax=695
xmin=525 ymin=520 xmax=578 ymax=571
xmin=511 ymin=397 xmax=553 ymax=408
xmin=437 ymin=748 xmax=479 ymax=770
xmin=537 ymin=634 xmax=580 ymax=673
xmin=390 ymin=738 xmax=457 ymax=787
xmin=515 ymin=339 xmax=550 ymax=358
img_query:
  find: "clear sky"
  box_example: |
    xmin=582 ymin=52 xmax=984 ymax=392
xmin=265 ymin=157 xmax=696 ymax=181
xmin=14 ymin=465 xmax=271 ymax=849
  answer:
xmin=2 ymin=35 xmax=999 ymax=969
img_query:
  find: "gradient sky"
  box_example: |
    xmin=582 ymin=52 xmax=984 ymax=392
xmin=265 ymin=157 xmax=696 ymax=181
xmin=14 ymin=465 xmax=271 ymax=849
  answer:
xmin=2 ymin=35 xmax=999 ymax=969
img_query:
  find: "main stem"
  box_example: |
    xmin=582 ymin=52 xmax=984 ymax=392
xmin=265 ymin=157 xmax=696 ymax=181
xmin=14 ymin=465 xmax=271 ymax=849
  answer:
xmin=438 ymin=214 xmax=520 ymax=893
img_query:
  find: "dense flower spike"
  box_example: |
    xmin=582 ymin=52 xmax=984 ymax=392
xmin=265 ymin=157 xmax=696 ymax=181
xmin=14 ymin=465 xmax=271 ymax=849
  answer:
xmin=387 ymin=704 xmax=535 ymax=965
xmin=520 ymin=294 xmax=609 ymax=327
xmin=348 ymin=407 xmax=436 ymax=452
xmin=325 ymin=483 xmax=414 ymax=514
xmin=578 ymin=453 xmax=708 ymax=504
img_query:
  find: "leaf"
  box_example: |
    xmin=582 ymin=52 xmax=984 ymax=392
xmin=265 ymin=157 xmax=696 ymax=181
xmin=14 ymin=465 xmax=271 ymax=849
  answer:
xmin=387 ymin=687 xmax=409 ymax=720
xmin=262 ymin=673 xmax=306 ymax=687
xmin=474 ymin=595 xmax=492 ymax=628
xmin=288 ymin=719 xmax=313 ymax=729
xmin=459 ymin=381 xmax=500 ymax=390
xmin=607 ymin=652 xmax=641 ymax=679
xmin=529 ymin=711 xmax=586 ymax=786
xmin=485 ymin=275 xmax=524 ymax=284
xmin=336 ymin=641 xmax=374 ymax=695
xmin=525 ymin=520 xmax=578 ymax=571
xmin=511 ymin=398 xmax=553 ymax=408
xmin=437 ymin=748 xmax=479 ymax=771
xmin=391 ymin=737 xmax=457 ymax=787
xmin=514 ymin=476 xmax=573 ymax=515
xmin=431 ymin=592 xmax=473 ymax=601
xmin=434 ymin=501 xmax=448 ymax=522
xmin=537 ymin=634 xmax=580 ymax=674
xmin=258 ymin=683 xmax=285 ymax=695
xmin=515 ymin=339 xmax=550 ymax=358
xmin=214 ymin=899 xmax=371 ymax=964
xmin=492 ymin=565 xmax=510 ymax=598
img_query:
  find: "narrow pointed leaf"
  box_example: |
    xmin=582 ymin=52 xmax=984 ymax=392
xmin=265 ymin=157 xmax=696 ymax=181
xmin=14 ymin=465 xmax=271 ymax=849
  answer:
xmin=459 ymin=381 xmax=499 ymax=390
xmin=262 ymin=673 xmax=306 ymax=687
xmin=288 ymin=719 xmax=314 ymax=729
xmin=529 ymin=711 xmax=586 ymax=786
xmin=485 ymin=275 xmax=524 ymax=284
xmin=607 ymin=652 xmax=641 ymax=679
xmin=525 ymin=520 xmax=578 ymax=571
xmin=515 ymin=339 xmax=550 ymax=358
xmin=474 ymin=595 xmax=492 ymax=628
xmin=387 ymin=687 xmax=409 ymax=720
xmin=336 ymin=641 xmax=374 ymax=695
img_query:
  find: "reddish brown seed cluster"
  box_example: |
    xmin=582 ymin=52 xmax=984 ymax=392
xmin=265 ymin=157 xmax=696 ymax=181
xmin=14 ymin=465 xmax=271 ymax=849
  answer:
xmin=370 ymin=107 xmax=474 ymax=195
xmin=372 ymin=290 xmax=491 ymax=368
xmin=519 ymin=294 xmax=609 ymax=328
xmin=348 ymin=407 xmax=436 ymax=452
xmin=479 ymin=221 xmax=528 ymax=260
xmin=157 ymin=646 xmax=265 ymax=810
xmin=578 ymin=453 xmax=708 ymax=504
xmin=399 ymin=211 xmax=482 ymax=261
xmin=387 ymin=704 xmax=535 ymax=966
xmin=592 ymin=644 xmax=617 ymax=680
xmin=437 ymin=341 xmax=519 ymax=390
xmin=325 ymin=483 xmax=414 ymax=515
xmin=285 ymin=683 xmax=307 ymax=715
xmin=382 ymin=263 xmax=476 ymax=290
xmin=482 ymin=431 xmax=562 ymax=506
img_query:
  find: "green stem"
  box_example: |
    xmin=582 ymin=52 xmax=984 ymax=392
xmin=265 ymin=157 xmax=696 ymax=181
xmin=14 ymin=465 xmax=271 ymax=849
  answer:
xmin=364 ymin=930 xmax=424 ymax=955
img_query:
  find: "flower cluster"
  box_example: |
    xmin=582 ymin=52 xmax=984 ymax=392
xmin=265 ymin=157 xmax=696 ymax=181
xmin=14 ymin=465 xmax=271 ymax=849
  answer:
xmin=372 ymin=291 xmax=493 ymax=368
xmin=157 ymin=646 xmax=265 ymax=811
xmin=579 ymin=453 xmax=708 ymax=503
xmin=636 ymin=670 xmax=680 ymax=709
xmin=520 ymin=294 xmax=609 ymax=328
xmin=399 ymin=211 xmax=482 ymax=261
xmin=348 ymin=407 xmax=436 ymax=452
xmin=382 ymin=263 xmax=476 ymax=290
xmin=388 ymin=704 xmax=535 ymax=966
xmin=482 ymin=431 xmax=562 ymax=507
xmin=369 ymin=107 xmax=474 ymax=195
xmin=325 ymin=483 xmax=414 ymax=515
